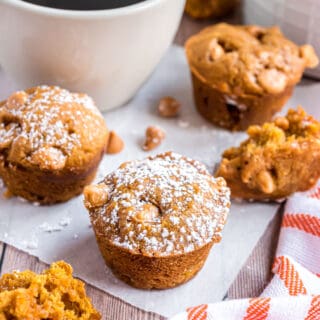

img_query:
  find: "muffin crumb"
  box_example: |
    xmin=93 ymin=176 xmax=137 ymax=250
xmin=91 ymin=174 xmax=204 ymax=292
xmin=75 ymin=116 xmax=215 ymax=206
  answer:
xmin=0 ymin=261 xmax=100 ymax=319
xmin=216 ymin=107 xmax=320 ymax=200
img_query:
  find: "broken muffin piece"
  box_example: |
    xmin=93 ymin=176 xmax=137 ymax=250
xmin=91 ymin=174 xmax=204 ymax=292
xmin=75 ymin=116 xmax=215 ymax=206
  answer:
xmin=0 ymin=261 xmax=100 ymax=320
xmin=215 ymin=107 xmax=320 ymax=201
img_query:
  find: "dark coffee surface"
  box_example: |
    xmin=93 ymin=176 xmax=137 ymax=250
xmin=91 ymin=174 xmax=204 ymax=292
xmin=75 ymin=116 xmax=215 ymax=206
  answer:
xmin=21 ymin=0 xmax=146 ymax=10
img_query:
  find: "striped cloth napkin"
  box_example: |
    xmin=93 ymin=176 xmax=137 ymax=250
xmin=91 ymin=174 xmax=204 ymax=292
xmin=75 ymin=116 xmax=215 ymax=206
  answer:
xmin=171 ymin=181 xmax=320 ymax=320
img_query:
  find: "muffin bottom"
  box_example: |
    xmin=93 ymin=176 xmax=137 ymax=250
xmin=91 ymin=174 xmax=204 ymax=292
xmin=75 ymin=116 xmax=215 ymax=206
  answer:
xmin=95 ymin=234 xmax=220 ymax=289
xmin=192 ymin=73 xmax=294 ymax=131
xmin=0 ymin=152 xmax=103 ymax=204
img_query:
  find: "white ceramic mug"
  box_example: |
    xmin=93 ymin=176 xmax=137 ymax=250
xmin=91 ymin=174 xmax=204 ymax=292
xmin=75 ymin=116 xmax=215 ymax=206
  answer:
xmin=0 ymin=0 xmax=185 ymax=110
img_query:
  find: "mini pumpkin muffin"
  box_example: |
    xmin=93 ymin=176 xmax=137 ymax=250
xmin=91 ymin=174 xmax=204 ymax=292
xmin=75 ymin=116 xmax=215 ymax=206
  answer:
xmin=185 ymin=23 xmax=319 ymax=130
xmin=215 ymin=107 xmax=320 ymax=201
xmin=0 ymin=86 xmax=109 ymax=204
xmin=84 ymin=151 xmax=230 ymax=289
xmin=0 ymin=261 xmax=100 ymax=319
xmin=185 ymin=0 xmax=238 ymax=19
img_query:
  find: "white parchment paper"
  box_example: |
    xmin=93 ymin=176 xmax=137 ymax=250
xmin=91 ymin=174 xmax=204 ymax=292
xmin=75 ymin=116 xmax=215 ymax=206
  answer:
xmin=0 ymin=45 xmax=318 ymax=317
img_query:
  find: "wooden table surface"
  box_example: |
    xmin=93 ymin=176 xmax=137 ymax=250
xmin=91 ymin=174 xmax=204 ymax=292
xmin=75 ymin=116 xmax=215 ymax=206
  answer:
xmin=0 ymin=11 xmax=283 ymax=320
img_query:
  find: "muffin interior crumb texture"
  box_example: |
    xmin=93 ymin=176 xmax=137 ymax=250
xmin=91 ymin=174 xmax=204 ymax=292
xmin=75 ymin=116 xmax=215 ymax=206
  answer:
xmin=216 ymin=107 xmax=320 ymax=199
xmin=85 ymin=152 xmax=230 ymax=257
xmin=0 ymin=85 xmax=105 ymax=171
xmin=0 ymin=261 xmax=100 ymax=319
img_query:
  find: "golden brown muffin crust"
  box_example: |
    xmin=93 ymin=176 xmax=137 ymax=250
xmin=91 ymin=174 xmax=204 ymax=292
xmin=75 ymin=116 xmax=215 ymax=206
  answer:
xmin=85 ymin=151 xmax=230 ymax=257
xmin=0 ymin=261 xmax=100 ymax=320
xmin=0 ymin=86 xmax=108 ymax=173
xmin=186 ymin=24 xmax=318 ymax=96
xmin=216 ymin=107 xmax=320 ymax=200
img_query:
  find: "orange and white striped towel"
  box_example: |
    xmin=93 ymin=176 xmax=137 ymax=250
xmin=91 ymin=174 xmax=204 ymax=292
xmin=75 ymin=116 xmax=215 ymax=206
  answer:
xmin=171 ymin=181 xmax=320 ymax=320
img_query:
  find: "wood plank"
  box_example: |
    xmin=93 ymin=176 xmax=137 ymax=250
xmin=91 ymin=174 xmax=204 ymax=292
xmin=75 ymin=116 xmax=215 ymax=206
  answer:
xmin=1 ymin=245 xmax=164 ymax=320
xmin=0 ymin=242 xmax=4 ymax=274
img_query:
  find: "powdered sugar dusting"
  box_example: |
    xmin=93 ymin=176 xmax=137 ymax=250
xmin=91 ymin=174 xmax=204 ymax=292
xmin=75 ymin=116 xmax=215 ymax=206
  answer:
xmin=0 ymin=86 xmax=104 ymax=168
xmin=88 ymin=152 xmax=230 ymax=257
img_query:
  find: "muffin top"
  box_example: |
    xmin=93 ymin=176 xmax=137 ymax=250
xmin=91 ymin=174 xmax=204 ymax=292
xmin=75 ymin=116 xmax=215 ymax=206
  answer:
xmin=216 ymin=107 xmax=320 ymax=198
xmin=84 ymin=152 xmax=230 ymax=257
xmin=185 ymin=23 xmax=319 ymax=96
xmin=0 ymin=86 xmax=108 ymax=172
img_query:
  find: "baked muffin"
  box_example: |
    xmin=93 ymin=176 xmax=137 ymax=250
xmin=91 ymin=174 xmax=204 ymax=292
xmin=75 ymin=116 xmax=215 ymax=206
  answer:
xmin=185 ymin=0 xmax=238 ymax=19
xmin=215 ymin=107 xmax=320 ymax=201
xmin=84 ymin=151 xmax=230 ymax=289
xmin=185 ymin=23 xmax=319 ymax=130
xmin=0 ymin=86 xmax=108 ymax=204
xmin=0 ymin=261 xmax=100 ymax=319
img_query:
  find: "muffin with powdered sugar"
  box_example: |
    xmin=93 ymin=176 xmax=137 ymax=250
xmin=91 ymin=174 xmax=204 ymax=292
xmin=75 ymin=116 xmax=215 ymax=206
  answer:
xmin=0 ymin=86 xmax=108 ymax=204
xmin=84 ymin=151 xmax=230 ymax=289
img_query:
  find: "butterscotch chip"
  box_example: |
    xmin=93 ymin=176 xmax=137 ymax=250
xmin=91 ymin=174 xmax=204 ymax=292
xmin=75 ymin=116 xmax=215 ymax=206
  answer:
xmin=84 ymin=152 xmax=230 ymax=289
xmin=215 ymin=107 xmax=320 ymax=200
xmin=274 ymin=116 xmax=289 ymax=130
xmin=31 ymin=146 xmax=66 ymax=171
xmin=143 ymin=126 xmax=165 ymax=151
xmin=257 ymin=69 xmax=287 ymax=94
xmin=106 ymin=130 xmax=124 ymax=154
xmin=0 ymin=261 xmax=100 ymax=319
xmin=256 ymin=170 xmax=275 ymax=194
xmin=84 ymin=184 xmax=110 ymax=209
xmin=0 ymin=86 xmax=109 ymax=204
xmin=208 ymin=39 xmax=225 ymax=61
xmin=185 ymin=23 xmax=319 ymax=130
xmin=300 ymin=45 xmax=319 ymax=68
xmin=158 ymin=96 xmax=181 ymax=118
xmin=7 ymin=91 xmax=28 ymax=109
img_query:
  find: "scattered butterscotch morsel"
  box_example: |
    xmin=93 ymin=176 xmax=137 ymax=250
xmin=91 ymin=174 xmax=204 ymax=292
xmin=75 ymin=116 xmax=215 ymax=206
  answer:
xmin=106 ymin=130 xmax=124 ymax=154
xmin=158 ymin=96 xmax=181 ymax=117
xmin=142 ymin=126 xmax=166 ymax=151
